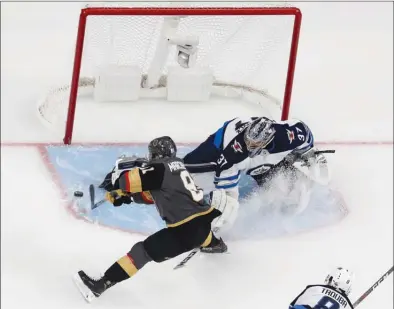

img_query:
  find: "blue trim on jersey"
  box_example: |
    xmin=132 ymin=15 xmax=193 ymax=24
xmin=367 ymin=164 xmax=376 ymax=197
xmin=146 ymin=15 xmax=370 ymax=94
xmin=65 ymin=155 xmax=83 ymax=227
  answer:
xmin=267 ymin=140 xmax=276 ymax=152
xmin=304 ymin=123 xmax=314 ymax=146
xmin=298 ymin=143 xmax=313 ymax=151
xmin=296 ymin=126 xmax=314 ymax=152
xmin=291 ymin=305 xmax=309 ymax=309
xmin=215 ymin=181 xmax=239 ymax=189
xmin=309 ymin=131 xmax=314 ymax=145
xmin=214 ymin=171 xmax=241 ymax=181
xmin=213 ymin=120 xmax=231 ymax=149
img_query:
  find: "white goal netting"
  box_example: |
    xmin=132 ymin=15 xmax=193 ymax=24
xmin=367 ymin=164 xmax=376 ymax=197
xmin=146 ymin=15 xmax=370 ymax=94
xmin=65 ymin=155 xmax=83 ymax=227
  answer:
xmin=37 ymin=2 xmax=300 ymax=143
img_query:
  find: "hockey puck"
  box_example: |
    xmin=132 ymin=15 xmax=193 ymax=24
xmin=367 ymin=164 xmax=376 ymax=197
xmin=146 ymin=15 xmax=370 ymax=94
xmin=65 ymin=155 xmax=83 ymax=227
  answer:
xmin=74 ymin=191 xmax=84 ymax=198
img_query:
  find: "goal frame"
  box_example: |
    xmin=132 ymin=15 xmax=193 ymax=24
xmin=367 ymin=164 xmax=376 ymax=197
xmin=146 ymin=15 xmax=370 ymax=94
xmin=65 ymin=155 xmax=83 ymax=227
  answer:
xmin=64 ymin=7 xmax=302 ymax=144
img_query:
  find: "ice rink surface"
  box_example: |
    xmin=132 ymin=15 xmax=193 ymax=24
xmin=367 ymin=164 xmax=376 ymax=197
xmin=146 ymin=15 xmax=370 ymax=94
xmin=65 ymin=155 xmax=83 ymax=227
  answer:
xmin=1 ymin=1 xmax=393 ymax=309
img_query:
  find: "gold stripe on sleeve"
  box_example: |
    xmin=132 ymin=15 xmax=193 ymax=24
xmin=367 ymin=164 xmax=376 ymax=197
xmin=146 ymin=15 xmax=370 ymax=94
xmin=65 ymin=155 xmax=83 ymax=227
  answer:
xmin=127 ymin=169 xmax=142 ymax=193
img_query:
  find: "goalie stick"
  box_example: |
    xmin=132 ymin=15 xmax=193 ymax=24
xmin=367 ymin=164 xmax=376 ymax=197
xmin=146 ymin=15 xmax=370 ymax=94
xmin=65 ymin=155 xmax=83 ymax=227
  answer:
xmin=315 ymin=150 xmax=335 ymax=155
xmin=352 ymin=265 xmax=393 ymax=307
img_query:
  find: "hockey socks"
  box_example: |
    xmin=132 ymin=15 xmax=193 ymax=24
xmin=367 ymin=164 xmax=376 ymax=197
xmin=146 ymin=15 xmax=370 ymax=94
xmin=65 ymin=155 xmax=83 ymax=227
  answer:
xmin=105 ymin=241 xmax=152 ymax=284
xmin=104 ymin=257 xmax=134 ymax=283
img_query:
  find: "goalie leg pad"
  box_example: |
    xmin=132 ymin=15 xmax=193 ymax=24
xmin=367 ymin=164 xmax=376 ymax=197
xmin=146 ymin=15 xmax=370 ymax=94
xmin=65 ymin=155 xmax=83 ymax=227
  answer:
xmin=209 ymin=189 xmax=239 ymax=230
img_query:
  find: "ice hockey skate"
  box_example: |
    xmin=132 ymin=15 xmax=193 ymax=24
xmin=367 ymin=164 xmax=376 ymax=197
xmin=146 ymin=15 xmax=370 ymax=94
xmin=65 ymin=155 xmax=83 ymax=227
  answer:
xmin=73 ymin=270 xmax=115 ymax=303
xmin=200 ymin=236 xmax=228 ymax=254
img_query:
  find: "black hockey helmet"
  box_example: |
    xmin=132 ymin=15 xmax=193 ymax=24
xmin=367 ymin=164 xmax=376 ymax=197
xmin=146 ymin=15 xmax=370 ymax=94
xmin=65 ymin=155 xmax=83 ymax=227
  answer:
xmin=148 ymin=136 xmax=177 ymax=160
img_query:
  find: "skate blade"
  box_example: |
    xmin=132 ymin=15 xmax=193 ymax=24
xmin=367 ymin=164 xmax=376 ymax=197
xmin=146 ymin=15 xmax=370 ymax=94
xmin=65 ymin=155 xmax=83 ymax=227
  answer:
xmin=200 ymin=249 xmax=231 ymax=255
xmin=72 ymin=273 xmax=96 ymax=303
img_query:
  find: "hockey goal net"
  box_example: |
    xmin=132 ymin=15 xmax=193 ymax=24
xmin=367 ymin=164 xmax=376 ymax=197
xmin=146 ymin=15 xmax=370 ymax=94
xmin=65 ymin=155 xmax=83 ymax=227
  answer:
xmin=38 ymin=5 xmax=302 ymax=144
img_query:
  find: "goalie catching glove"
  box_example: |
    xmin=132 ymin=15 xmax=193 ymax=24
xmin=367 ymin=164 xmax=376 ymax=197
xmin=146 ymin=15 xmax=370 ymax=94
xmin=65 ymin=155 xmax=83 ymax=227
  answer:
xmin=289 ymin=147 xmax=332 ymax=185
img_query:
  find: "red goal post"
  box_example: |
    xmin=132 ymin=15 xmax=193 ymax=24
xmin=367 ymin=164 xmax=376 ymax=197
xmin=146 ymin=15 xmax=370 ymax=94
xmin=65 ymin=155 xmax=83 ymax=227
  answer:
xmin=63 ymin=6 xmax=302 ymax=144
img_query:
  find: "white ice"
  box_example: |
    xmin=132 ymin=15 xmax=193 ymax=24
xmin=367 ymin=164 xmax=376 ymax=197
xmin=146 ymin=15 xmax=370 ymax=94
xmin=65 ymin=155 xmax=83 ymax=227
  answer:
xmin=1 ymin=2 xmax=393 ymax=309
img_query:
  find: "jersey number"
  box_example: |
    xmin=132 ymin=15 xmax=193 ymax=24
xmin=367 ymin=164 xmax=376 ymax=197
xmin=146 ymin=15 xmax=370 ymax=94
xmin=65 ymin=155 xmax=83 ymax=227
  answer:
xmin=217 ymin=154 xmax=227 ymax=167
xmin=296 ymin=127 xmax=305 ymax=141
xmin=180 ymin=170 xmax=204 ymax=202
xmin=314 ymin=296 xmax=340 ymax=309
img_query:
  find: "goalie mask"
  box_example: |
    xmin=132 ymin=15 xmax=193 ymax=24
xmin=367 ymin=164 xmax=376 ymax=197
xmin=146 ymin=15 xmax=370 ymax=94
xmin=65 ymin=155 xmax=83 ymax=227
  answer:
xmin=244 ymin=117 xmax=276 ymax=158
xmin=148 ymin=136 xmax=177 ymax=161
xmin=324 ymin=267 xmax=354 ymax=296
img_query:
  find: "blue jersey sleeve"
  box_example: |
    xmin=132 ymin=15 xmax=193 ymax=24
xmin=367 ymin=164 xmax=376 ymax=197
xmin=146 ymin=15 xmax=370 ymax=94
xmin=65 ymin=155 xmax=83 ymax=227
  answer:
xmin=290 ymin=305 xmax=312 ymax=309
xmin=266 ymin=119 xmax=314 ymax=155
xmin=294 ymin=121 xmax=314 ymax=153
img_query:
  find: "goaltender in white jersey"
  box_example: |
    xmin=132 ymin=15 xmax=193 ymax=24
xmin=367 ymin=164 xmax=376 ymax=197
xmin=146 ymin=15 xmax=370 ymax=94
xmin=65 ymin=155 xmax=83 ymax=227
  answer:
xmin=183 ymin=116 xmax=329 ymax=200
xmin=290 ymin=267 xmax=355 ymax=309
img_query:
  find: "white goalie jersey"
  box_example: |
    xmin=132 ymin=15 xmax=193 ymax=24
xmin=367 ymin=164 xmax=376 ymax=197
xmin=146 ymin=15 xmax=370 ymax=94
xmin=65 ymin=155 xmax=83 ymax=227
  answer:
xmin=183 ymin=116 xmax=326 ymax=201
xmin=211 ymin=117 xmax=315 ymax=199
xmin=289 ymin=285 xmax=354 ymax=309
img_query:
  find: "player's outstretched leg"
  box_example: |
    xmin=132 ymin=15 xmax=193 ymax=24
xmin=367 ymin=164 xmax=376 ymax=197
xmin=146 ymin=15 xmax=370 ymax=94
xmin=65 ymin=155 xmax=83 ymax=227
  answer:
xmin=73 ymin=210 xmax=226 ymax=302
xmin=200 ymin=233 xmax=227 ymax=254
xmin=73 ymin=241 xmax=151 ymax=302
xmin=73 ymin=270 xmax=116 ymax=303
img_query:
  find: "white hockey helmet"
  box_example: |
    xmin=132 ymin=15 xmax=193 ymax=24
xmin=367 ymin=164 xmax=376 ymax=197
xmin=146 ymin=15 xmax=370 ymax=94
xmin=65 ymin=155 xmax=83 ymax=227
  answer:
xmin=244 ymin=117 xmax=276 ymax=158
xmin=324 ymin=267 xmax=354 ymax=295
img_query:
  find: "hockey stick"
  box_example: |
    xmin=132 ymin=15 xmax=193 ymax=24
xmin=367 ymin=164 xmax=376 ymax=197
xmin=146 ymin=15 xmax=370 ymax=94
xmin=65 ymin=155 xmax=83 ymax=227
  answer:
xmin=315 ymin=150 xmax=335 ymax=155
xmin=91 ymin=199 xmax=106 ymax=210
xmin=173 ymin=248 xmax=199 ymax=270
xmin=89 ymin=184 xmax=106 ymax=210
xmin=352 ymin=265 xmax=393 ymax=307
xmin=173 ymin=227 xmax=220 ymax=270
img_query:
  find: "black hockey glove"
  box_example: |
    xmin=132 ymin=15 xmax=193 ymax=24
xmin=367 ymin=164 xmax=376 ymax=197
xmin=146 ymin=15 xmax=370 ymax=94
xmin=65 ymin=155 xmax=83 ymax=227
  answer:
xmin=105 ymin=189 xmax=133 ymax=207
xmin=285 ymin=146 xmax=319 ymax=166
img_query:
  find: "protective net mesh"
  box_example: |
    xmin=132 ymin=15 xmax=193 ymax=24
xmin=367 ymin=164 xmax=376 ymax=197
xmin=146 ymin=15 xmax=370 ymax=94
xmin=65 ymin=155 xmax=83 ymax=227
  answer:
xmin=38 ymin=2 xmax=297 ymax=136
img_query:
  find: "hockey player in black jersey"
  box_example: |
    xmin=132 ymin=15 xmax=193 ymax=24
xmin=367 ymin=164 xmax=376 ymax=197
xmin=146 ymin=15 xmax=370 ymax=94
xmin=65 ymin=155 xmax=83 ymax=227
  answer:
xmin=289 ymin=267 xmax=355 ymax=309
xmin=73 ymin=136 xmax=238 ymax=303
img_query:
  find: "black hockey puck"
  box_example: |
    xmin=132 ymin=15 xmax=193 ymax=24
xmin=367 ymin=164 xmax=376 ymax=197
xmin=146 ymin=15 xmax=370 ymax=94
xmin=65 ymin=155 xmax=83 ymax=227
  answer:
xmin=74 ymin=191 xmax=84 ymax=198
